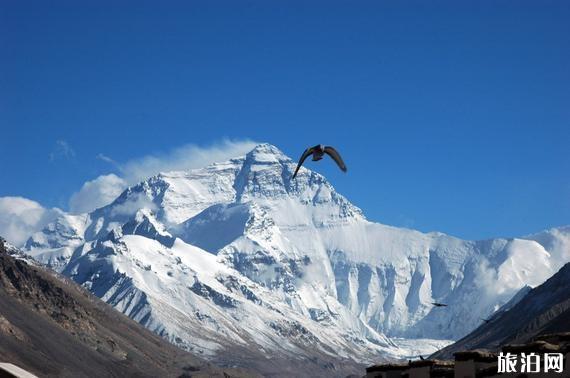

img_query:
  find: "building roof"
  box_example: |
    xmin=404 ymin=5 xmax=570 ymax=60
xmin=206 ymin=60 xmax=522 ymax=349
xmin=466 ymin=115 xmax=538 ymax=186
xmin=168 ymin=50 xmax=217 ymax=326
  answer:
xmin=502 ymin=340 xmax=560 ymax=353
xmin=454 ymin=350 xmax=497 ymax=362
xmin=366 ymin=363 xmax=409 ymax=373
xmin=408 ymin=359 xmax=454 ymax=368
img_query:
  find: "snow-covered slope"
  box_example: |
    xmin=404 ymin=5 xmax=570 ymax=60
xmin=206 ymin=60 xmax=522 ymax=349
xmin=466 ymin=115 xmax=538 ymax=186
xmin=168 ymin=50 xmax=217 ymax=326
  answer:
xmin=22 ymin=144 xmax=570 ymax=372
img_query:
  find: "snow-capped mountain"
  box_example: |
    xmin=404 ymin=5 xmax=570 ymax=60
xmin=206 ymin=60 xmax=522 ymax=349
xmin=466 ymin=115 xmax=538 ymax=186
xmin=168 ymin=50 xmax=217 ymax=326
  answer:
xmin=22 ymin=144 xmax=570 ymax=373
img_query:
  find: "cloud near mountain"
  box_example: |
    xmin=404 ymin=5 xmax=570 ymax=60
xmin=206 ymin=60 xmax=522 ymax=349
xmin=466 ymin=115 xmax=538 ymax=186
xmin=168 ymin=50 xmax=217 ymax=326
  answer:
xmin=1 ymin=139 xmax=259 ymax=240
xmin=69 ymin=174 xmax=128 ymax=214
xmin=0 ymin=197 xmax=61 ymax=246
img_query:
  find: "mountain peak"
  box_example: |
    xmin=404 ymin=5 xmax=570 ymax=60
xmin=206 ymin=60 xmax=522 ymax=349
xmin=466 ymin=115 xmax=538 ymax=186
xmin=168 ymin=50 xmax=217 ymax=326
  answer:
xmin=244 ymin=143 xmax=290 ymax=164
xmin=248 ymin=142 xmax=284 ymax=154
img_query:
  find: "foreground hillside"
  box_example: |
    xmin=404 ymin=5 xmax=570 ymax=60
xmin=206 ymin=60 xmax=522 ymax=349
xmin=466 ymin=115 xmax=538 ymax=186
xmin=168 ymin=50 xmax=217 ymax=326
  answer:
xmin=0 ymin=239 xmax=252 ymax=378
xmin=21 ymin=143 xmax=570 ymax=374
xmin=432 ymin=262 xmax=570 ymax=359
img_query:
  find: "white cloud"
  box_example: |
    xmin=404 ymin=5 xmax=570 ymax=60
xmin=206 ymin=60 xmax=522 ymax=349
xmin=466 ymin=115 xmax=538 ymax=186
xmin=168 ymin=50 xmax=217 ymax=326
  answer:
xmin=0 ymin=197 xmax=62 ymax=246
xmin=110 ymin=193 xmax=158 ymax=217
xmin=69 ymin=174 xmax=128 ymax=214
xmin=119 ymin=139 xmax=258 ymax=183
xmin=49 ymin=140 xmax=76 ymax=161
xmin=96 ymin=153 xmax=118 ymax=166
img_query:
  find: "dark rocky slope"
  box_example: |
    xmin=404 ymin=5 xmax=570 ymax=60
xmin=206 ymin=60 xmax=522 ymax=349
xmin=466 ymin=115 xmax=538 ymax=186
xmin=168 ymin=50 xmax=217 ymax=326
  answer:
xmin=0 ymin=239 xmax=255 ymax=378
xmin=432 ymin=262 xmax=570 ymax=359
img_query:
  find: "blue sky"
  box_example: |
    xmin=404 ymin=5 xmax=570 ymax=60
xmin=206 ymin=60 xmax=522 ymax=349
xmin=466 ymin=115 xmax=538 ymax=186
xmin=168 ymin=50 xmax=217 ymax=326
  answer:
xmin=1 ymin=1 xmax=569 ymax=240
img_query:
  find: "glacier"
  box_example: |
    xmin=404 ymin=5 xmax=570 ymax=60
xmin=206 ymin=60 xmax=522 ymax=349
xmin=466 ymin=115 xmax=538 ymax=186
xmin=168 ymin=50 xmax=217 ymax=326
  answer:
xmin=21 ymin=143 xmax=570 ymax=373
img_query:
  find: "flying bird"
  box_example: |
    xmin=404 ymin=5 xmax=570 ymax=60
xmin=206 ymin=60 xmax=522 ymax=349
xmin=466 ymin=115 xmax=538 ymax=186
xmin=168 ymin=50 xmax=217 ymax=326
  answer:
xmin=481 ymin=318 xmax=492 ymax=324
xmin=292 ymin=144 xmax=347 ymax=179
xmin=432 ymin=302 xmax=448 ymax=307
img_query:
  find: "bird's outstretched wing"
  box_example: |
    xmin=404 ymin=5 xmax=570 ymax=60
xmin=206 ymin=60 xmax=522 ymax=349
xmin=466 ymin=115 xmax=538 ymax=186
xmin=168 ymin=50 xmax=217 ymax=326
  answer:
xmin=292 ymin=146 xmax=316 ymax=179
xmin=324 ymin=146 xmax=347 ymax=172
